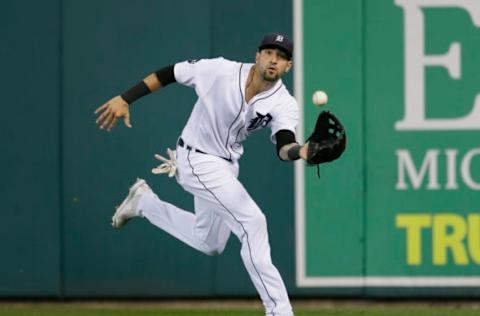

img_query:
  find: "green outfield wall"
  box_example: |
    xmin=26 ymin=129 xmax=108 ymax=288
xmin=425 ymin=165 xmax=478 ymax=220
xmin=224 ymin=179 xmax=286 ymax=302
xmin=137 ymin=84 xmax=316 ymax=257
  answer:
xmin=1 ymin=0 xmax=479 ymax=298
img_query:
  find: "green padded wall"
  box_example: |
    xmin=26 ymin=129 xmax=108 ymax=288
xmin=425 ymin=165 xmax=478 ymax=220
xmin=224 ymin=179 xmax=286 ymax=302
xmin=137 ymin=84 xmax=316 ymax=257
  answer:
xmin=0 ymin=0 xmax=61 ymax=296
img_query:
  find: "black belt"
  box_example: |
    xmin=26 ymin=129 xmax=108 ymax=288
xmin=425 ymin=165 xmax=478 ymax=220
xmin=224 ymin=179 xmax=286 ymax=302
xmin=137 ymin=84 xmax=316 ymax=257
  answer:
xmin=178 ymin=137 xmax=207 ymax=154
xmin=178 ymin=137 xmax=232 ymax=162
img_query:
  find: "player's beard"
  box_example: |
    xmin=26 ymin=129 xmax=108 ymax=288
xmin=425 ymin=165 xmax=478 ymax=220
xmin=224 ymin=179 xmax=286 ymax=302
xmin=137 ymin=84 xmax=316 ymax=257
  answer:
xmin=261 ymin=68 xmax=280 ymax=82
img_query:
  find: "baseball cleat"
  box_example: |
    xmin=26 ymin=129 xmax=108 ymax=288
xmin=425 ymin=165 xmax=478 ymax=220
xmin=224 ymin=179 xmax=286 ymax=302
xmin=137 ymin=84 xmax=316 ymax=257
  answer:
xmin=111 ymin=178 xmax=150 ymax=229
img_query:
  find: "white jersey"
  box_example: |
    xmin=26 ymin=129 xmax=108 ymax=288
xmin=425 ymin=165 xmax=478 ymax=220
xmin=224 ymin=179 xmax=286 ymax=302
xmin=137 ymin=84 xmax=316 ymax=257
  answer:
xmin=174 ymin=57 xmax=299 ymax=161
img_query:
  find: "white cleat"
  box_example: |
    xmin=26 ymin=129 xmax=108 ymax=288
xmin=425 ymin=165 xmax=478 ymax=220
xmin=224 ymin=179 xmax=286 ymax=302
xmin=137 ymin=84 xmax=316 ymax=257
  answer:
xmin=111 ymin=178 xmax=151 ymax=229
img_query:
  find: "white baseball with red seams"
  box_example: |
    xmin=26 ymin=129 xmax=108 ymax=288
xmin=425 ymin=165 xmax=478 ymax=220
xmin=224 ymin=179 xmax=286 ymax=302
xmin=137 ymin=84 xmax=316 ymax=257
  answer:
xmin=312 ymin=90 xmax=328 ymax=106
xmin=135 ymin=57 xmax=298 ymax=316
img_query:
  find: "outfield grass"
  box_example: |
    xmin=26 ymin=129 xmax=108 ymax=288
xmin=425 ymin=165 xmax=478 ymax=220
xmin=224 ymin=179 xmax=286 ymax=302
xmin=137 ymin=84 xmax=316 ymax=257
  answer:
xmin=1 ymin=304 xmax=480 ymax=316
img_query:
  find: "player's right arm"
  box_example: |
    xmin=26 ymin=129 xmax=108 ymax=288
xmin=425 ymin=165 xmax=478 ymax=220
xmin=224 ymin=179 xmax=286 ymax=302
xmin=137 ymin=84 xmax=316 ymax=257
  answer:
xmin=95 ymin=65 xmax=176 ymax=131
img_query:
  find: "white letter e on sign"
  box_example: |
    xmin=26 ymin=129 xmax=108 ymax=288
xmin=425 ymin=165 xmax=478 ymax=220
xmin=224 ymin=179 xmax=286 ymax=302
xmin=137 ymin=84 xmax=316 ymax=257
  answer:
xmin=395 ymin=0 xmax=480 ymax=130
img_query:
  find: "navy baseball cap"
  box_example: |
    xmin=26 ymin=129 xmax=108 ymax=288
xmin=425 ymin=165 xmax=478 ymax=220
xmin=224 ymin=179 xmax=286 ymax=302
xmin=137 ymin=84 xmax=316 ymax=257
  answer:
xmin=258 ymin=33 xmax=293 ymax=60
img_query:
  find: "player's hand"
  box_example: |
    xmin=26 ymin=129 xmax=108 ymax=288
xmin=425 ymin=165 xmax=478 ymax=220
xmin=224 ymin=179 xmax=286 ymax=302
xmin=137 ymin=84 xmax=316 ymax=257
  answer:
xmin=94 ymin=95 xmax=132 ymax=131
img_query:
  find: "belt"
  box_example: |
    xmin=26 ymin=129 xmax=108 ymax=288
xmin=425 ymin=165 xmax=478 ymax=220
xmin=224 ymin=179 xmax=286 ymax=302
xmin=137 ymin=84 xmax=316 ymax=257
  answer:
xmin=178 ymin=137 xmax=207 ymax=154
xmin=178 ymin=137 xmax=232 ymax=162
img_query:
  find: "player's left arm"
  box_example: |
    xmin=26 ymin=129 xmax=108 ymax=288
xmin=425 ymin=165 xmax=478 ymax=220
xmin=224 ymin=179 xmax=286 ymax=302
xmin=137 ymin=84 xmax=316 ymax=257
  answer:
xmin=275 ymin=130 xmax=308 ymax=161
xmin=276 ymin=110 xmax=347 ymax=165
xmin=271 ymin=101 xmax=307 ymax=161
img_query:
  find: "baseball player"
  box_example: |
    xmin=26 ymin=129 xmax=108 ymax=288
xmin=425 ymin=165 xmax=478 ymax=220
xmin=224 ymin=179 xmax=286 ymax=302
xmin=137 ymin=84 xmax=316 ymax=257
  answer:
xmin=95 ymin=33 xmax=345 ymax=316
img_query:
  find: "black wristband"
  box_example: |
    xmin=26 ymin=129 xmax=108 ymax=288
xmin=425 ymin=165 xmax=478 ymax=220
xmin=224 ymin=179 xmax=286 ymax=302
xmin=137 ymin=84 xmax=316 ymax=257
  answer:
xmin=287 ymin=144 xmax=301 ymax=160
xmin=121 ymin=81 xmax=151 ymax=105
xmin=275 ymin=129 xmax=297 ymax=156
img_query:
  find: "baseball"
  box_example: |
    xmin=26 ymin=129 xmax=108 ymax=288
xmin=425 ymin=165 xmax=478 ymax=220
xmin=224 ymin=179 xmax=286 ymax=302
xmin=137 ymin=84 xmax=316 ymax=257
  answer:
xmin=312 ymin=90 xmax=328 ymax=106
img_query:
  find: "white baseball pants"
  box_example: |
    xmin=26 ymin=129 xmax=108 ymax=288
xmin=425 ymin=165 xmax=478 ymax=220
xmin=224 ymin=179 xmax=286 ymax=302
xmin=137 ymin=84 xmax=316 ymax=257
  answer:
xmin=137 ymin=145 xmax=293 ymax=316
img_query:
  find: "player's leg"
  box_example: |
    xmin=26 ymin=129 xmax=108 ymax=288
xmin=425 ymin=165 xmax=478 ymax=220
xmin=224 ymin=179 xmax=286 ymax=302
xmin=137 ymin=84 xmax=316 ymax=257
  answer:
xmin=211 ymin=180 xmax=293 ymax=316
xmin=121 ymin=183 xmax=217 ymax=255
xmin=179 ymin=150 xmax=293 ymax=316
xmin=111 ymin=148 xmax=231 ymax=255
xmin=113 ymin=178 xmax=230 ymax=256
xmin=193 ymin=196 xmax=231 ymax=255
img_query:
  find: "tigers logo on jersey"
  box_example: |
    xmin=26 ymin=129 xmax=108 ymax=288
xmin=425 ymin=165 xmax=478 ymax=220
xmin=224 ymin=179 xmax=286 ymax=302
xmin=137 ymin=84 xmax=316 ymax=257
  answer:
xmin=247 ymin=112 xmax=272 ymax=131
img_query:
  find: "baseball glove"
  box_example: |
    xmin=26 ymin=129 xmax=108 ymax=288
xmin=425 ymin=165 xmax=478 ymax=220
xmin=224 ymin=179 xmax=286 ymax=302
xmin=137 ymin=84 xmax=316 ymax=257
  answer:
xmin=306 ymin=110 xmax=346 ymax=166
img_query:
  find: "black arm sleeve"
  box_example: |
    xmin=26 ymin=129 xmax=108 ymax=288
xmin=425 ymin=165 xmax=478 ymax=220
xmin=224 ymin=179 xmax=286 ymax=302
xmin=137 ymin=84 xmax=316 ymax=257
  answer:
xmin=154 ymin=64 xmax=176 ymax=87
xmin=275 ymin=129 xmax=297 ymax=157
xmin=120 ymin=65 xmax=177 ymax=105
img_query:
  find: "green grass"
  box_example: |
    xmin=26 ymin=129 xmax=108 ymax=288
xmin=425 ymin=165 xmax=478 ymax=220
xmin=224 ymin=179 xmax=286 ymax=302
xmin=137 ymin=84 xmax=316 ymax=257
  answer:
xmin=0 ymin=305 xmax=479 ymax=316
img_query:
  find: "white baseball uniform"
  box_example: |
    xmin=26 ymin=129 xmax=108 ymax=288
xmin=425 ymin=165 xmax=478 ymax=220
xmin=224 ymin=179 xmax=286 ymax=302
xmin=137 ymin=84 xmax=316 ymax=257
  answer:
xmin=137 ymin=57 xmax=298 ymax=316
